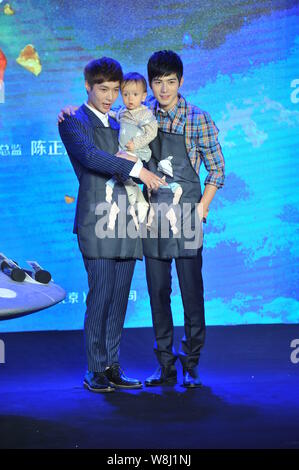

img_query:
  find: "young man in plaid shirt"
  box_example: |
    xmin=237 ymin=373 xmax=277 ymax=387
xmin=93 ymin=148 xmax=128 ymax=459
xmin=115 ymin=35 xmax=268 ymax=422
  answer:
xmin=143 ymin=50 xmax=225 ymax=388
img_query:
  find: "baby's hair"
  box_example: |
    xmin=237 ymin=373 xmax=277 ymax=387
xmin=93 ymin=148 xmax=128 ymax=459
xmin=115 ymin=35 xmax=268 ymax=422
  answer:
xmin=121 ymin=72 xmax=147 ymax=93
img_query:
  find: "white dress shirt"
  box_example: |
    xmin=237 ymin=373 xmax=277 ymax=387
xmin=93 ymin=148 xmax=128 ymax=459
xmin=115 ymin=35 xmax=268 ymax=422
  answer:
xmin=85 ymin=102 xmax=143 ymax=178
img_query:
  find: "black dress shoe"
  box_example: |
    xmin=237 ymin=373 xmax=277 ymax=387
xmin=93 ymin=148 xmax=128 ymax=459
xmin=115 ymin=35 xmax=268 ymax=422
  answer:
xmin=83 ymin=371 xmax=115 ymax=393
xmin=182 ymin=366 xmax=202 ymax=388
xmin=145 ymin=365 xmax=177 ymax=386
xmin=105 ymin=364 xmax=143 ymax=389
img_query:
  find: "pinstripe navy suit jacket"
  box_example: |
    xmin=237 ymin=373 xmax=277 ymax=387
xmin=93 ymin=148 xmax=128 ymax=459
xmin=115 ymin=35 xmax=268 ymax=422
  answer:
xmin=59 ymin=104 xmax=135 ymax=235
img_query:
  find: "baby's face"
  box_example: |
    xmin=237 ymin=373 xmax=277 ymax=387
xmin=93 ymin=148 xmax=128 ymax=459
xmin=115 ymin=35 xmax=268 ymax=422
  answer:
xmin=121 ymin=81 xmax=147 ymax=111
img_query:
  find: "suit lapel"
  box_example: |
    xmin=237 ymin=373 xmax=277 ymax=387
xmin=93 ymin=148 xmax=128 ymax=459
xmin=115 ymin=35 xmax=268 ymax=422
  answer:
xmin=82 ymin=104 xmax=105 ymax=128
xmin=81 ymin=104 xmax=120 ymax=131
xmin=108 ymin=114 xmax=119 ymax=130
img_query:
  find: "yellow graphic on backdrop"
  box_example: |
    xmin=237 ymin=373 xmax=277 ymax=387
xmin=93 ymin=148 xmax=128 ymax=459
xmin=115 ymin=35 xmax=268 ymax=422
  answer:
xmin=4 ymin=3 xmax=15 ymax=15
xmin=64 ymin=195 xmax=75 ymax=204
xmin=16 ymin=44 xmax=42 ymax=76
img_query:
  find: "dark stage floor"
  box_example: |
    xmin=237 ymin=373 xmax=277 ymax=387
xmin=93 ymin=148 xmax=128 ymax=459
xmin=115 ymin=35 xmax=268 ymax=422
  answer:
xmin=0 ymin=324 xmax=299 ymax=449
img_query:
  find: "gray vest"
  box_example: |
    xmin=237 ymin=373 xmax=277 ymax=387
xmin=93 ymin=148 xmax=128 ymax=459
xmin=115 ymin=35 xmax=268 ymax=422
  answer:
xmin=75 ymin=122 xmax=143 ymax=260
xmin=143 ymin=130 xmax=203 ymax=259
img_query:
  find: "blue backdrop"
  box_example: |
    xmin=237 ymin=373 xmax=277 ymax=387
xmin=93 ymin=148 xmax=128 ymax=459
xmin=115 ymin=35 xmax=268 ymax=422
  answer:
xmin=0 ymin=0 xmax=298 ymax=332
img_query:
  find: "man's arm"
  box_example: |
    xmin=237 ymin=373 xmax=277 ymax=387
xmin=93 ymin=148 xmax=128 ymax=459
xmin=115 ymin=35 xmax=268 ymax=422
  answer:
xmin=196 ymin=111 xmax=225 ymax=218
xmin=59 ymin=114 xmax=135 ymax=182
xmin=59 ymin=114 xmax=167 ymax=190
xmin=199 ymin=184 xmax=217 ymax=220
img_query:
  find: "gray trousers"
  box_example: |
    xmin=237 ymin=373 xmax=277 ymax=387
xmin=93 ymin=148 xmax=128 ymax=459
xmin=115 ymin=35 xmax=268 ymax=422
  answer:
xmin=145 ymin=247 xmax=206 ymax=370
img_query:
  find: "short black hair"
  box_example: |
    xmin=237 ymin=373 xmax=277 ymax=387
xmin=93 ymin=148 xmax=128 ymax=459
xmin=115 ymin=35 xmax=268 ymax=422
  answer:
xmin=121 ymin=72 xmax=147 ymax=93
xmin=147 ymin=50 xmax=183 ymax=85
xmin=84 ymin=57 xmax=123 ymax=88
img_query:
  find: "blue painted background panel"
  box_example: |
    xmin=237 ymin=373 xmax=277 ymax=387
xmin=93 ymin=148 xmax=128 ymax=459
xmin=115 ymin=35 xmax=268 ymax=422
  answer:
xmin=0 ymin=0 xmax=298 ymax=331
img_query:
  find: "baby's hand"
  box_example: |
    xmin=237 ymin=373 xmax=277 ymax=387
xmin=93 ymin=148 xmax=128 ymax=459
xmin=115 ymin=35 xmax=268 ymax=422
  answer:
xmin=126 ymin=140 xmax=135 ymax=151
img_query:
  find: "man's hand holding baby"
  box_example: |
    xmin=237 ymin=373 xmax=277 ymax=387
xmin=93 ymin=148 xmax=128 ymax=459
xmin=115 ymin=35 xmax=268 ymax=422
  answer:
xmin=126 ymin=140 xmax=135 ymax=152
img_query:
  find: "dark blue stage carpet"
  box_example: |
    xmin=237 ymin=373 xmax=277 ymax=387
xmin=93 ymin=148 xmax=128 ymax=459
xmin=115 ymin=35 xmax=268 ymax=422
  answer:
xmin=0 ymin=325 xmax=299 ymax=449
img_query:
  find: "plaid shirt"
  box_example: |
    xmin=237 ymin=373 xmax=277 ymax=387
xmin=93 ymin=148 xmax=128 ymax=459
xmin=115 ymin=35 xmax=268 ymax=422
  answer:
xmin=147 ymin=94 xmax=225 ymax=189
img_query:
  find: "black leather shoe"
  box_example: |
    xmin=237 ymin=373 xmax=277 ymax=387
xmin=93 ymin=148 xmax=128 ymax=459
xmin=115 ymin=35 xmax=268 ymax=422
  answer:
xmin=83 ymin=371 xmax=115 ymax=393
xmin=145 ymin=365 xmax=177 ymax=386
xmin=182 ymin=366 xmax=202 ymax=388
xmin=105 ymin=364 xmax=143 ymax=389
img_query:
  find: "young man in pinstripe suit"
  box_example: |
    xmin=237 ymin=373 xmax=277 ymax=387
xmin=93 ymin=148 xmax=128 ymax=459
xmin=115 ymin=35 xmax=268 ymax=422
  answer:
xmin=59 ymin=57 xmax=164 ymax=393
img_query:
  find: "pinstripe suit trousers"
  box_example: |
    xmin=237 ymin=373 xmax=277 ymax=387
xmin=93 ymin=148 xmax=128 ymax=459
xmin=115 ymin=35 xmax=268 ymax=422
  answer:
xmin=82 ymin=256 xmax=136 ymax=372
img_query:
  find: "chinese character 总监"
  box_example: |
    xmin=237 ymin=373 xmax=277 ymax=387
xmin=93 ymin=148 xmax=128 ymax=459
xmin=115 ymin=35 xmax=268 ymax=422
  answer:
xmin=11 ymin=144 xmax=22 ymax=156
xmin=0 ymin=144 xmax=10 ymax=156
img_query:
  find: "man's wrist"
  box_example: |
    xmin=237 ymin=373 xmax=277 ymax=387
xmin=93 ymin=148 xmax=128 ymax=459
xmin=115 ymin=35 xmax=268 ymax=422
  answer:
xmin=200 ymin=197 xmax=209 ymax=208
xmin=129 ymin=159 xmax=143 ymax=178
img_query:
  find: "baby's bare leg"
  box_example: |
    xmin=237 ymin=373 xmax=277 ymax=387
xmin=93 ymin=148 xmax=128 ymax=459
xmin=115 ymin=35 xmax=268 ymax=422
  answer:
xmin=108 ymin=201 xmax=120 ymax=230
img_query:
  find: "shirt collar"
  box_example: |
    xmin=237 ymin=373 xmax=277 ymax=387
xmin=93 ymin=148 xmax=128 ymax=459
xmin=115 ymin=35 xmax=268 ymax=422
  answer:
xmin=155 ymin=94 xmax=186 ymax=121
xmin=85 ymin=102 xmax=109 ymax=126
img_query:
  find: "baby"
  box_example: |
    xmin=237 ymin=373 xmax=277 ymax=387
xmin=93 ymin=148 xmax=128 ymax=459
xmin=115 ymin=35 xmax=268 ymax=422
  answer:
xmin=106 ymin=72 xmax=158 ymax=229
